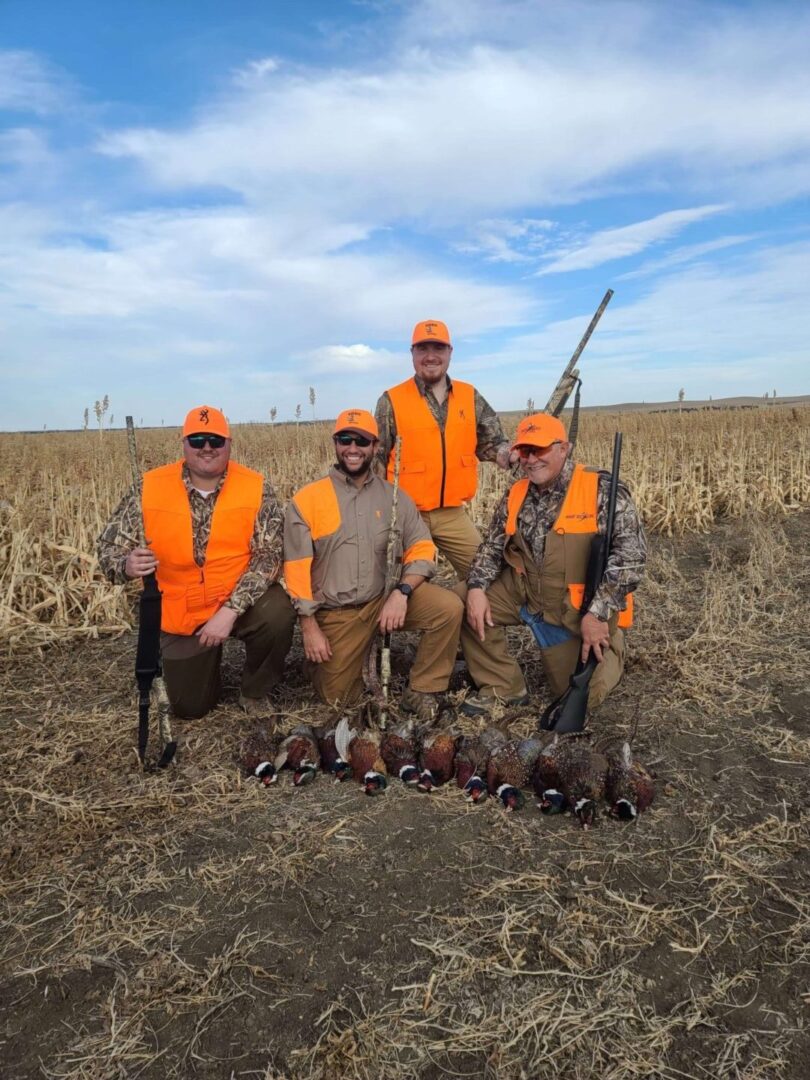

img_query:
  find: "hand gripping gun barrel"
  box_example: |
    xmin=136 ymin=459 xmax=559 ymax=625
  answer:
xmin=539 ymin=431 xmax=623 ymax=735
xmin=125 ymin=417 xmax=176 ymax=768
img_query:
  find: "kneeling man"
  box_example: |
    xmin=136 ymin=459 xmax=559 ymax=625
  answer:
xmin=460 ymin=412 xmax=646 ymax=716
xmin=284 ymin=408 xmax=463 ymax=719
xmin=98 ymin=405 xmax=295 ymax=719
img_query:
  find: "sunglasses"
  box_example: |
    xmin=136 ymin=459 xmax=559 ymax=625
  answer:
xmin=516 ymin=441 xmax=561 ymax=460
xmin=186 ymin=433 xmax=227 ymax=449
xmin=334 ymin=432 xmax=373 ymax=447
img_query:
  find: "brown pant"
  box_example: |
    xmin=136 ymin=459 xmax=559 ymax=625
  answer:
xmin=309 ymin=584 xmax=464 ymax=707
xmin=457 ymin=572 xmax=624 ymax=706
xmin=160 ymin=584 xmax=296 ymax=719
xmin=420 ymin=506 xmax=482 ymax=578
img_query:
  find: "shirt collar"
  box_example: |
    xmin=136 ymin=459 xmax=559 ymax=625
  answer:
xmin=414 ymin=373 xmax=452 ymax=397
xmin=182 ymin=462 xmax=227 ymax=496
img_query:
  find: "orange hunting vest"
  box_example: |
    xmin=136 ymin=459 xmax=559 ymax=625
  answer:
xmin=142 ymin=461 xmax=263 ymax=635
xmin=504 ymin=465 xmax=634 ymax=631
xmin=385 ymin=378 xmax=478 ymax=510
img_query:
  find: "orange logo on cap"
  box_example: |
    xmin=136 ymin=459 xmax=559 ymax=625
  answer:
xmin=424 ymin=322 xmax=437 ymax=335
xmin=199 ymin=408 xmax=210 ymax=425
xmin=523 ymin=422 xmax=538 ymax=433
xmin=347 ymin=410 xmax=359 ymax=422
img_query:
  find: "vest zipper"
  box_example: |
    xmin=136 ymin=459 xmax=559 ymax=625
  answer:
xmin=439 ymin=430 xmax=447 ymax=507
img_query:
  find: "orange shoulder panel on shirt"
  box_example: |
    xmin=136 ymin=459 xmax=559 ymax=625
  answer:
xmin=292 ymin=476 xmax=341 ymax=539
xmin=403 ymin=539 xmax=436 ymax=565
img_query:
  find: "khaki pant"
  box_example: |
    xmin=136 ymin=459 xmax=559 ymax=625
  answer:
xmin=420 ymin=506 xmax=482 ymax=578
xmin=161 ymin=584 xmax=296 ymax=719
xmin=457 ymin=572 xmax=624 ymax=706
xmin=309 ymin=584 xmax=463 ymax=707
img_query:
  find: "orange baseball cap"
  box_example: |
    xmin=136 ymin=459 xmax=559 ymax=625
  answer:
xmin=334 ymin=408 xmax=378 ymax=440
xmin=510 ymin=412 xmax=568 ymax=450
xmin=182 ymin=405 xmax=230 ymax=439
xmin=412 ymin=319 xmax=451 ymax=346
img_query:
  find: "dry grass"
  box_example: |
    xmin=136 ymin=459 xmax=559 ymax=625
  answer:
xmin=1 ymin=406 xmax=808 ymax=650
xmin=1 ymin=407 xmax=809 ymax=1078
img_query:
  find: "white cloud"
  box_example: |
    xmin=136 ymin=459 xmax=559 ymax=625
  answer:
xmin=537 ymin=205 xmax=729 ymax=275
xmin=456 ymin=218 xmax=555 ymax=263
xmin=0 ymin=50 xmax=72 ymax=114
xmin=232 ymin=57 xmax=281 ymax=88
xmin=304 ymin=344 xmax=402 ymax=373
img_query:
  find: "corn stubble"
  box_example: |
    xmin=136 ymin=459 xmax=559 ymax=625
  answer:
xmin=0 ymin=406 xmax=807 ymax=649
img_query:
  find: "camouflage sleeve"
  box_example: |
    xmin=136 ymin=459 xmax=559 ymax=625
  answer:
xmin=589 ymin=477 xmax=647 ymax=621
xmin=374 ymin=392 xmax=396 ymax=471
xmin=474 ymin=389 xmax=510 ymax=463
xmin=226 ymin=480 xmax=285 ymax=615
xmin=467 ymin=491 xmax=509 ymax=591
xmin=96 ymin=483 xmax=142 ymax=584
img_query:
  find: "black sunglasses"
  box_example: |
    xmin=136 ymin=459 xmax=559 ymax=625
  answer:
xmin=187 ymin=433 xmax=227 ymax=449
xmin=334 ymin=432 xmax=373 ymax=447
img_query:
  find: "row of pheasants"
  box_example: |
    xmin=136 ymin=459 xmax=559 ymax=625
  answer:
xmin=240 ymin=714 xmax=655 ymax=828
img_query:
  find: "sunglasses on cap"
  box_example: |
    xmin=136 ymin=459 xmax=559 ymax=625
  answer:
xmin=515 ymin=441 xmax=562 ymax=460
xmin=334 ymin=432 xmax=373 ymax=447
xmin=186 ymin=433 xmax=227 ymax=449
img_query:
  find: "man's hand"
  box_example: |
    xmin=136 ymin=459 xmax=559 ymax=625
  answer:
xmin=197 ymin=606 xmax=238 ymax=648
xmin=378 ymin=590 xmax=408 ymax=633
xmin=301 ymin=617 xmax=333 ymax=663
xmin=125 ymin=546 xmax=158 ymax=578
xmin=466 ymin=587 xmax=494 ymax=643
xmin=580 ymin=612 xmax=611 ymax=663
xmin=495 ymin=445 xmax=516 ymax=470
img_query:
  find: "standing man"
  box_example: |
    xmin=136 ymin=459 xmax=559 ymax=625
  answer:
xmin=283 ymin=408 xmax=463 ymax=719
xmin=98 ymin=405 xmax=295 ymax=720
xmin=459 ymin=413 xmax=646 ymax=716
xmin=374 ymin=319 xmax=512 ymax=577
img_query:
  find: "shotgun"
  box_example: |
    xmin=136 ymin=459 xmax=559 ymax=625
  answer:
xmin=379 ymin=436 xmax=402 ymax=730
xmin=125 ymin=417 xmax=176 ymax=768
xmin=539 ymin=431 xmax=623 ymax=734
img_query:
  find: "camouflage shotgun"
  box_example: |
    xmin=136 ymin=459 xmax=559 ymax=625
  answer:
xmin=544 ymin=288 xmax=614 ymax=444
xmin=125 ymin=417 xmax=176 ymax=768
xmin=379 ymin=436 xmax=402 ymax=730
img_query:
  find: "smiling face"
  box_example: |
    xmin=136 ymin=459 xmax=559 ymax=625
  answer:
xmin=183 ymin=435 xmax=231 ymax=489
xmin=411 ymin=340 xmax=452 ymax=386
xmin=517 ymin=440 xmax=570 ymax=489
xmin=334 ymin=430 xmax=377 ymax=478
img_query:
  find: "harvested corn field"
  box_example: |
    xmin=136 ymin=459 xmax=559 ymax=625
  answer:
xmin=1 ymin=406 xmax=809 ymax=1079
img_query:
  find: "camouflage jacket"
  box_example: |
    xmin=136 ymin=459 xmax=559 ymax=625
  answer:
xmin=374 ymin=375 xmax=510 ymax=469
xmin=467 ymin=456 xmax=647 ymax=621
xmin=96 ymin=464 xmax=285 ymax=616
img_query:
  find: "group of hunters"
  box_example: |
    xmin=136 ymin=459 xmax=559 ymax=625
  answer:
xmin=98 ymin=319 xmax=647 ymax=726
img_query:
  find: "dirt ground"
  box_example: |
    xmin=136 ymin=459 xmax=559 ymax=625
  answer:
xmin=1 ymin=511 xmax=809 ymax=1079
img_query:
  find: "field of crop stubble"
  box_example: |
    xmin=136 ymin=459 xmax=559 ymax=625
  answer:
xmin=1 ymin=405 xmax=809 ymax=1079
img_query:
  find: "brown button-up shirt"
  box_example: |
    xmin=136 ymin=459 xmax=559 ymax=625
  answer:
xmin=283 ymin=466 xmax=436 ymax=616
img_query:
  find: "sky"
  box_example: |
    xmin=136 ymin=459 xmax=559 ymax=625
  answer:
xmin=1 ymin=0 xmax=809 ymax=430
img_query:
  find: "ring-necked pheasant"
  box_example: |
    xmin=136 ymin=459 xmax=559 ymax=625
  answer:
xmin=455 ymin=728 xmax=507 ymax=804
xmin=274 ymin=724 xmax=321 ymax=787
xmin=417 ymin=721 xmax=458 ymax=792
xmin=550 ymin=734 xmax=609 ymax=829
xmin=335 ymin=714 xmax=387 ymax=793
xmin=381 ymin=718 xmax=420 ymax=786
xmin=486 ymin=737 xmax=547 ymax=812
xmin=239 ymin=723 xmax=279 ymax=786
xmin=316 ymin=723 xmax=353 ymax=782
xmin=604 ymin=741 xmax=656 ymax=819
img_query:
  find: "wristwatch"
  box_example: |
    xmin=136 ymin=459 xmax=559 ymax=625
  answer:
xmin=394 ymin=583 xmax=413 ymax=600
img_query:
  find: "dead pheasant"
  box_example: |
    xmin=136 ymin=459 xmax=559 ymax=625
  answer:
xmin=486 ymin=737 xmax=547 ymax=812
xmin=550 ymin=735 xmax=608 ymax=829
xmin=455 ymin=728 xmax=507 ymax=804
xmin=239 ymin=723 xmax=279 ymax=786
xmin=604 ymin=741 xmax=656 ymax=819
xmin=316 ymin=724 xmax=353 ymax=782
xmin=274 ymin=724 xmax=321 ymax=787
xmin=335 ymin=714 xmax=387 ymax=794
xmin=381 ymin=718 xmax=420 ymax=786
xmin=417 ymin=722 xmax=458 ymax=792
xmin=531 ymin=739 xmax=564 ymax=814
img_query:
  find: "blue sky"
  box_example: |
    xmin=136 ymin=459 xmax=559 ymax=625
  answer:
xmin=1 ymin=0 xmax=809 ymax=430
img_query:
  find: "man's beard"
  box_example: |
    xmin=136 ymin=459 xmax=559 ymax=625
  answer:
xmin=336 ymin=455 xmax=373 ymax=477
